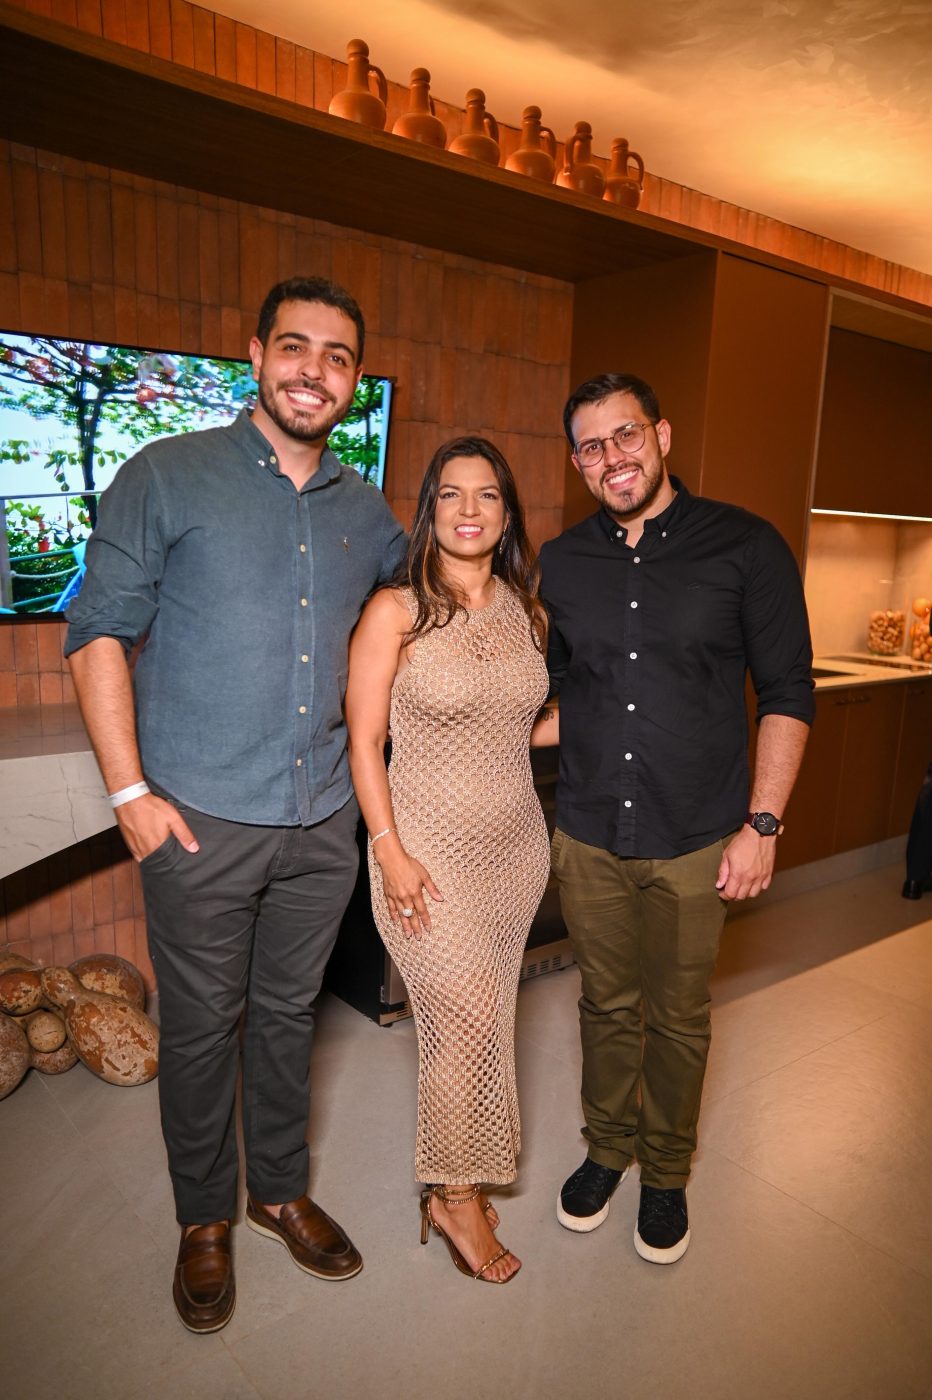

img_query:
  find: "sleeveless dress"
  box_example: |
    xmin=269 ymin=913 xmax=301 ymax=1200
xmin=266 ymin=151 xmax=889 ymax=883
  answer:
xmin=368 ymin=580 xmax=550 ymax=1185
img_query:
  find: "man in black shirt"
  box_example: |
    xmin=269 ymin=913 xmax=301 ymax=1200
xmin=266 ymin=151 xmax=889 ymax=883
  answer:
xmin=540 ymin=372 xmax=813 ymax=1263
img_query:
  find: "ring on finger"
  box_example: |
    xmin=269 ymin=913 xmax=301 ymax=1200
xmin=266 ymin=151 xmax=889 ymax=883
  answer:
xmin=401 ymin=906 xmax=414 ymax=918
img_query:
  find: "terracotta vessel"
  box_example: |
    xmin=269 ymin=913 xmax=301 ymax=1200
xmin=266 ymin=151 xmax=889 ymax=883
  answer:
xmin=329 ymin=39 xmax=388 ymax=131
xmin=41 ymin=966 xmax=159 ymax=1087
xmin=31 ymin=1041 xmax=79 ymax=1075
xmin=603 ymin=137 xmax=644 ymax=209
xmin=70 ymin=953 xmax=146 ymax=1010
xmin=0 ymin=951 xmax=37 ymax=977
xmin=505 ymin=106 xmax=556 ymax=182
xmin=23 ymin=1008 xmax=67 ymax=1053
xmin=392 ymin=68 xmax=446 ymax=148
xmin=555 ymin=121 xmax=604 ymax=197
xmin=0 ymin=1012 xmax=30 ymax=1099
xmin=0 ymin=967 xmax=44 ymax=1017
xmin=448 ymin=89 xmax=500 ymax=166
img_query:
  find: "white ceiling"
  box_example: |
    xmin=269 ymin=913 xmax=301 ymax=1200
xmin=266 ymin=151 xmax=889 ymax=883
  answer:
xmin=212 ymin=0 xmax=932 ymax=278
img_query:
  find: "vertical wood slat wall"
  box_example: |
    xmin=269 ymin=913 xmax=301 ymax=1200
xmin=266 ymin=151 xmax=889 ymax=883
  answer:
xmin=6 ymin=0 xmax=931 ymax=307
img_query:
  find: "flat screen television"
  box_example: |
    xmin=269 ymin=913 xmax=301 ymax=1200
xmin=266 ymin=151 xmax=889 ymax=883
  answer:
xmin=0 ymin=332 xmax=393 ymax=616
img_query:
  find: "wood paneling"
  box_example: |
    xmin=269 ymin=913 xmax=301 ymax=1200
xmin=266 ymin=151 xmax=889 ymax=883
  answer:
xmin=699 ymin=255 xmax=830 ymax=563
xmin=565 ymin=251 xmax=718 ymax=525
xmin=2 ymin=1 xmax=931 ymax=309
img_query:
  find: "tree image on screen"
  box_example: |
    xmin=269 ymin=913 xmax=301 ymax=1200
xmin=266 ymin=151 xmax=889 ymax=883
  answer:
xmin=0 ymin=335 xmax=389 ymax=614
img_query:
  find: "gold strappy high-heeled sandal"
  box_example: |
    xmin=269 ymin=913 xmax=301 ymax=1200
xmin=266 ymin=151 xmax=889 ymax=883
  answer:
xmin=419 ymin=1185 xmax=519 ymax=1284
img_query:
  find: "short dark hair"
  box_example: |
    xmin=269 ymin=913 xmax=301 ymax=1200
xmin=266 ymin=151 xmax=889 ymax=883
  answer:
xmin=562 ymin=373 xmax=661 ymax=447
xmin=255 ymin=277 xmax=366 ymax=364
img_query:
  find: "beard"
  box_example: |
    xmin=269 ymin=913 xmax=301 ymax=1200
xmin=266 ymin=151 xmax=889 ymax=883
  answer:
xmin=596 ymin=457 xmax=666 ymax=521
xmin=257 ymin=376 xmax=348 ymax=444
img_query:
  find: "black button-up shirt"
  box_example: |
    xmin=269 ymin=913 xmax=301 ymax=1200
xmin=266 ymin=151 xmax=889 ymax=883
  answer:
xmin=65 ymin=410 xmax=405 ymax=826
xmin=539 ymin=478 xmax=814 ymax=860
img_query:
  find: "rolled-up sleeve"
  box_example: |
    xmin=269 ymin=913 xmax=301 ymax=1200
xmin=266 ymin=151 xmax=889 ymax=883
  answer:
xmin=742 ymin=522 xmax=815 ymax=727
xmin=64 ymin=454 xmax=166 ymax=657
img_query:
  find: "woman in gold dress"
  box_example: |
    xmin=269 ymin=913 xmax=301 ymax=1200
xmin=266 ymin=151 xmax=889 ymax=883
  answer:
xmin=346 ymin=437 xmax=557 ymax=1283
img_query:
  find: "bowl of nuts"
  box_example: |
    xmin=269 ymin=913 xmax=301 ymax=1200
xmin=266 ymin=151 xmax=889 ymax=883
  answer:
xmin=867 ymin=608 xmax=905 ymax=655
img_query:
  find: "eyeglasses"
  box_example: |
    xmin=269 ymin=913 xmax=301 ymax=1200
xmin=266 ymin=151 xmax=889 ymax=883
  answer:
xmin=574 ymin=422 xmax=655 ymax=467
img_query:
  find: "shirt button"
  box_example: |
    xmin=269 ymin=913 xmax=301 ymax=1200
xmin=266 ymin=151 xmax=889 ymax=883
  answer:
xmin=661 ymin=530 xmax=667 ymax=538
xmin=258 ymin=459 xmax=265 ymax=466
xmin=624 ymin=800 xmax=632 ymax=808
xmin=296 ymin=758 xmax=303 ymax=767
xmin=630 ymin=601 xmax=638 ymax=609
xmin=300 ymin=598 xmax=308 ymax=607
xmin=301 ymin=654 xmax=309 ymax=663
xmin=270 ymin=455 xmax=277 ymax=464
xmin=299 ymin=705 xmax=307 ymax=714
xmin=625 ymin=752 xmax=632 ymax=760
xmin=616 ymin=529 xmax=624 ymax=539
xmin=627 ymin=703 xmax=635 ymax=711
xmin=300 ymin=544 xmax=307 ymax=553
xmin=630 ymin=651 xmax=638 ymax=660
xmin=633 ymin=556 xmax=640 ymax=564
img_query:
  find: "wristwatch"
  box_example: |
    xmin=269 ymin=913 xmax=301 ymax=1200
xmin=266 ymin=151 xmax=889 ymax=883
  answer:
xmin=746 ymin=811 xmax=784 ymax=836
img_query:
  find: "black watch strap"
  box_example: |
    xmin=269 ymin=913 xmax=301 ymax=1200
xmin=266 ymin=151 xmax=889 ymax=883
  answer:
xmin=747 ymin=811 xmax=784 ymax=837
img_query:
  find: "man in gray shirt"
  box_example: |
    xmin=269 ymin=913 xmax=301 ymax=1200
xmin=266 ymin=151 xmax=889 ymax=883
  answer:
xmin=66 ymin=277 xmax=405 ymax=1333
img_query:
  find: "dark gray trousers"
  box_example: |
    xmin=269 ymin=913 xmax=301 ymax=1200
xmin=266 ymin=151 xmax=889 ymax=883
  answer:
xmin=140 ymin=794 xmax=359 ymax=1224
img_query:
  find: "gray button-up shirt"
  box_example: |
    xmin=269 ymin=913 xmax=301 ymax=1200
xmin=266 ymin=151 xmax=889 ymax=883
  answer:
xmin=65 ymin=410 xmax=406 ymax=826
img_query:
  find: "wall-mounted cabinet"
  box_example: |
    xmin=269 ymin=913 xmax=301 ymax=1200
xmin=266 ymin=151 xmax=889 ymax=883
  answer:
xmin=814 ymin=328 xmax=932 ymax=520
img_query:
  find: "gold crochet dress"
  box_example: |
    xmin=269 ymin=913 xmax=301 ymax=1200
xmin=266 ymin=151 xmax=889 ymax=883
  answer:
xmin=369 ymin=580 xmax=550 ymax=1185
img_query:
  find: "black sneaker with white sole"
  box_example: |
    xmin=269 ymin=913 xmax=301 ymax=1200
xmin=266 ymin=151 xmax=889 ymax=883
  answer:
xmin=557 ymin=1158 xmax=630 ymax=1232
xmin=634 ymin=1184 xmax=690 ymax=1263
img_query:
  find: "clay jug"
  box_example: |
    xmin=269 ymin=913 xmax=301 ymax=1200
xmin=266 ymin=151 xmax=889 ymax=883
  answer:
xmin=505 ymin=106 xmax=556 ymax=182
xmin=448 ymin=89 xmax=500 ymax=166
xmin=603 ymin=137 xmax=644 ymax=209
xmin=41 ymin=966 xmax=159 ymax=1086
xmin=329 ymin=39 xmax=388 ymax=131
xmin=555 ymin=121 xmax=604 ymax=196
xmin=70 ymin=953 xmax=146 ymax=1010
xmin=31 ymin=1041 xmax=79 ymax=1075
xmin=0 ymin=967 xmax=44 ymax=1017
xmin=23 ymin=1008 xmax=67 ymax=1053
xmin=392 ymin=68 xmax=446 ymax=149
xmin=0 ymin=951 xmax=37 ymax=977
xmin=0 ymin=1012 xmax=30 ymax=1099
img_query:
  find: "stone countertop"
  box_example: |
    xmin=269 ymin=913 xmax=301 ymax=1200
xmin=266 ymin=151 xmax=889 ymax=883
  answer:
xmin=0 ymin=704 xmax=114 ymax=880
xmin=812 ymin=653 xmax=932 ymax=690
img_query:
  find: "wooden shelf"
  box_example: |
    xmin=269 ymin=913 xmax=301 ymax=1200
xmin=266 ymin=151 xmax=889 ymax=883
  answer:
xmin=2 ymin=2 xmax=932 ymax=319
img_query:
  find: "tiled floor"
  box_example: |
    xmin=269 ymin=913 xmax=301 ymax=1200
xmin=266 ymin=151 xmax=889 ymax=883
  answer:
xmin=2 ymin=861 xmax=931 ymax=1400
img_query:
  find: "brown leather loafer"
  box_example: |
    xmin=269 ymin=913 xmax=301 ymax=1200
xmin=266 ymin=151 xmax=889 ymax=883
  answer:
xmin=172 ymin=1221 xmax=235 ymax=1333
xmin=246 ymin=1195 xmax=363 ymax=1280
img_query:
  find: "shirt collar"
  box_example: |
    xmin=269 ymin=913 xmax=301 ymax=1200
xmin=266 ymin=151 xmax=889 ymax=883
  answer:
xmin=231 ymin=408 xmax=343 ymax=491
xmin=597 ymin=474 xmax=691 ymax=543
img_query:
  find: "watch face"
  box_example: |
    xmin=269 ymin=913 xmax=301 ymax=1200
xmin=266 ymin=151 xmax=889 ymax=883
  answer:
xmin=751 ymin=812 xmax=780 ymax=836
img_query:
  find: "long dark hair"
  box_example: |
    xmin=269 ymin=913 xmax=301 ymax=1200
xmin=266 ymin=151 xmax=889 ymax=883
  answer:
xmin=395 ymin=435 xmax=546 ymax=650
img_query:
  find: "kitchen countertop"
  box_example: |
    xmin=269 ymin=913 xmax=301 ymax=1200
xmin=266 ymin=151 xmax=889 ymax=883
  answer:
xmin=0 ymin=703 xmax=113 ymax=880
xmin=2 ymin=653 xmax=930 ymax=878
xmin=812 ymin=653 xmax=932 ymax=689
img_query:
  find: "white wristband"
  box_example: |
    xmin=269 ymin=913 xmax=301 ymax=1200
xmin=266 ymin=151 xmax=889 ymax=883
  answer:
xmin=109 ymin=781 xmax=151 ymax=809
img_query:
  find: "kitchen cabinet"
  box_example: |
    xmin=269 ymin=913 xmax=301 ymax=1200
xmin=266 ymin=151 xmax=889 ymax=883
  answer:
xmin=889 ymin=680 xmax=932 ymax=835
xmin=777 ymin=689 xmax=849 ymax=869
xmin=778 ymin=679 xmax=929 ymax=871
xmin=814 ymin=329 xmax=932 ymax=519
xmin=833 ymin=684 xmax=905 ymax=851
